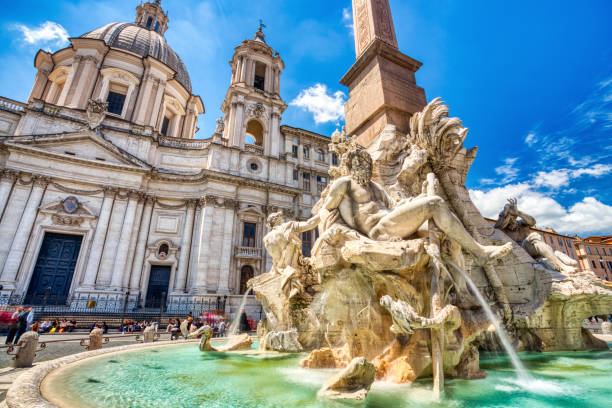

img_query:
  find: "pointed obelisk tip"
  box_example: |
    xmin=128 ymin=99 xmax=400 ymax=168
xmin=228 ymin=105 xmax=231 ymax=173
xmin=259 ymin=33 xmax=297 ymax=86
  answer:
xmin=351 ymin=0 xmax=398 ymax=59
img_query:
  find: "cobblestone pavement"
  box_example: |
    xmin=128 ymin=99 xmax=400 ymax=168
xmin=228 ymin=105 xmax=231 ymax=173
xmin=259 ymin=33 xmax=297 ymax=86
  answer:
xmin=0 ymin=331 xmax=176 ymax=402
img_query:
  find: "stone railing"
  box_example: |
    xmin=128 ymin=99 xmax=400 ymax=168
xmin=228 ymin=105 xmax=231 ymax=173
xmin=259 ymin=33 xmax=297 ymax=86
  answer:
xmin=245 ymin=144 xmax=264 ymax=155
xmin=0 ymin=96 xmax=26 ymax=114
xmin=159 ymin=135 xmax=210 ymax=150
xmin=235 ymin=246 xmax=263 ymax=259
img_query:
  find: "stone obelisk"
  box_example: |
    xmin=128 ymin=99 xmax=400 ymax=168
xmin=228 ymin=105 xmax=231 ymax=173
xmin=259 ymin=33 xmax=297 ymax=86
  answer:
xmin=341 ymin=0 xmax=427 ymax=147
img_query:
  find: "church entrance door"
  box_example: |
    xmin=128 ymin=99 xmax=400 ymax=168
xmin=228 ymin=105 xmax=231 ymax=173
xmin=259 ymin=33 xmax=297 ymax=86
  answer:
xmin=25 ymin=233 xmax=83 ymax=305
xmin=145 ymin=265 xmax=171 ymax=308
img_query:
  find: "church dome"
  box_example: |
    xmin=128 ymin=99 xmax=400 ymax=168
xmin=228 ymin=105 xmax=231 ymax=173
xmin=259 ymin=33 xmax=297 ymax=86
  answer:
xmin=81 ymin=22 xmax=192 ymax=93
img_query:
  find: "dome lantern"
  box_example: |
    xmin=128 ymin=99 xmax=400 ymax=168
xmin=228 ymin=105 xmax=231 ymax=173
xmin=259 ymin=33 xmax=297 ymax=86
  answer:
xmin=135 ymin=0 xmax=169 ymax=35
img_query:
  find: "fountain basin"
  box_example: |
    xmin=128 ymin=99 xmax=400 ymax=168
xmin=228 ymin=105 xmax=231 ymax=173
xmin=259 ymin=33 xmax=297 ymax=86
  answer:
xmin=8 ymin=340 xmax=612 ymax=407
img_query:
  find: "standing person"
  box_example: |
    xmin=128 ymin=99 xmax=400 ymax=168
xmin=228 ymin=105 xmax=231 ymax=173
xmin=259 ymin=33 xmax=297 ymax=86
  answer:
xmin=239 ymin=309 xmax=249 ymax=333
xmin=14 ymin=307 xmax=31 ymax=343
xmin=5 ymin=307 xmax=22 ymax=345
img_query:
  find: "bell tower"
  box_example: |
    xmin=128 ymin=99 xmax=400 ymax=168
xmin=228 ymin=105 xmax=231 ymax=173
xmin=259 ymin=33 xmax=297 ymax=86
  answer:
xmin=221 ymin=24 xmax=287 ymax=157
xmin=135 ymin=0 xmax=169 ymax=35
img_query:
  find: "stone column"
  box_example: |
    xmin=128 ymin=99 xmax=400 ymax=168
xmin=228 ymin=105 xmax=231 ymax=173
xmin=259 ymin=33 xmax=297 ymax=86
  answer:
xmin=81 ymin=187 xmax=116 ymax=288
xmin=109 ymin=191 xmax=140 ymax=289
xmin=193 ymin=198 xmax=215 ymax=293
xmin=186 ymin=199 xmax=204 ymax=292
xmin=0 ymin=179 xmax=31 ymax=278
xmin=174 ymin=200 xmax=196 ymax=292
xmin=129 ymin=196 xmax=155 ymax=292
xmin=29 ymin=68 xmax=51 ymax=102
xmin=1 ymin=176 xmax=48 ymax=283
xmin=239 ymin=57 xmax=248 ymax=83
xmin=217 ymin=200 xmax=237 ymax=294
xmin=121 ymin=196 xmax=145 ymax=289
xmin=270 ymin=111 xmax=281 ymax=157
xmin=0 ymin=170 xmax=17 ymax=219
xmin=97 ymin=195 xmax=128 ymax=286
xmin=232 ymin=98 xmax=245 ymax=148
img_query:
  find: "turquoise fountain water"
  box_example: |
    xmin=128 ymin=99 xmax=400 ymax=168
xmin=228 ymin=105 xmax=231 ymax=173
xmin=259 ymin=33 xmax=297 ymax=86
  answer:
xmin=45 ymin=341 xmax=612 ymax=407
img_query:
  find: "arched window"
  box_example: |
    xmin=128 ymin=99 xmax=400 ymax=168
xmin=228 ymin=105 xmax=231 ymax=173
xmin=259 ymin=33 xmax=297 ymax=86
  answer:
xmin=254 ymin=62 xmax=266 ymax=91
xmin=239 ymin=265 xmax=254 ymax=294
xmin=246 ymin=120 xmax=264 ymax=146
xmin=146 ymin=17 xmax=153 ymax=29
xmin=157 ymin=243 xmax=169 ymax=259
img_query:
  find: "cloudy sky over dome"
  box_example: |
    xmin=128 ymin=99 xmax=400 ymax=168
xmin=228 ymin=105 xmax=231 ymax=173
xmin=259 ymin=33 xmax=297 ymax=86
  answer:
xmin=1 ymin=0 xmax=611 ymax=235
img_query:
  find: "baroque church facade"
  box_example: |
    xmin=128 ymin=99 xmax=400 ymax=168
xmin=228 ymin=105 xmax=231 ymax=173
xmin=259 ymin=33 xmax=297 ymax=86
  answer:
xmin=0 ymin=0 xmax=332 ymax=314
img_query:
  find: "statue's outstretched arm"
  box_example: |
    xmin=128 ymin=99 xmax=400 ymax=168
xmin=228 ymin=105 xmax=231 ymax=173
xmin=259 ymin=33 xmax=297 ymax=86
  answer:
xmin=518 ymin=211 xmax=536 ymax=227
xmin=294 ymin=214 xmax=321 ymax=233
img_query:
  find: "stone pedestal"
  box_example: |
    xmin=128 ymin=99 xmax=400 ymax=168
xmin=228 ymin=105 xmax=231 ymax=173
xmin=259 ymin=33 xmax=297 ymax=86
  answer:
xmin=88 ymin=328 xmax=103 ymax=350
xmin=143 ymin=325 xmax=155 ymax=343
xmin=340 ymin=39 xmax=426 ymax=147
xmin=12 ymin=331 xmax=39 ymax=368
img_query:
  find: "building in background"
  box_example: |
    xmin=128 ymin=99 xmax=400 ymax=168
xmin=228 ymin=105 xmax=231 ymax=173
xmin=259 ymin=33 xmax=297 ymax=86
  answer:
xmin=575 ymin=236 xmax=612 ymax=281
xmin=0 ymin=1 xmax=332 ymax=317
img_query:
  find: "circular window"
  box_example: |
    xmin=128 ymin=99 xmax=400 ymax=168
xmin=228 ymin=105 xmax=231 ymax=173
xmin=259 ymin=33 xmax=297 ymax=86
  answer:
xmin=247 ymin=159 xmax=262 ymax=174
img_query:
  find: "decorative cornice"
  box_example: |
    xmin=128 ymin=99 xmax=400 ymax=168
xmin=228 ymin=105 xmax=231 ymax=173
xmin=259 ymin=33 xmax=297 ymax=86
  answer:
xmin=51 ymin=181 xmax=104 ymax=196
xmin=32 ymin=176 xmax=51 ymax=188
xmin=0 ymin=169 xmax=19 ymax=182
xmin=103 ymin=186 xmax=118 ymax=197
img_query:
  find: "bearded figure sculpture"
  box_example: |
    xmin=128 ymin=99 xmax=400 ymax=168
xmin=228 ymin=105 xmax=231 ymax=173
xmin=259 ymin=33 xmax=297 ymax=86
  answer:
xmin=495 ymin=198 xmax=579 ymax=274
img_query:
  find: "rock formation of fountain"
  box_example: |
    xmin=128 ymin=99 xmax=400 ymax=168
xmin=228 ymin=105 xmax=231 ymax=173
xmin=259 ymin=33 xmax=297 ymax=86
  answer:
xmin=249 ymin=98 xmax=612 ymax=398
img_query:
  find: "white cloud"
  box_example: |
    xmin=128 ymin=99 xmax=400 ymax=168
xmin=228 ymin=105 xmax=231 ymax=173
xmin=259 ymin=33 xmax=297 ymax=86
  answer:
xmin=531 ymin=164 xmax=612 ymax=189
xmin=469 ymin=184 xmax=612 ymax=235
xmin=572 ymin=163 xmax=612 ymax=178
xmin=290 ymin=84 xmax=346 ymax=124
xmin=494 ymin=157 xmax=519 ymax=184
xmin=14 ymin=21 xmax=69 ymax=48
xmin=342 ymin=7 xmax=354 ymax=32
xmin=533 ymin=169 xmax=570 ymax=189
xmin=524 ymin=131 xmax=538 ymax=146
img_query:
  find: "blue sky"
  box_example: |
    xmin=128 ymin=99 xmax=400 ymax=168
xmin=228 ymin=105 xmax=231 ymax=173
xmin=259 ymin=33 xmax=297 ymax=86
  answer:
xmin=1 ymin=0 xmax=611 ymax=235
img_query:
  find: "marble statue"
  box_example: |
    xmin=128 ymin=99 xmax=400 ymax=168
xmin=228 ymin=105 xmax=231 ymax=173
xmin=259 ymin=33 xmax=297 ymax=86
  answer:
xmin=263 ymin=211 xmax=319 ymax=299
xmin=495 ymin=198 xmax=579 ymax=274
xmin=321 ymin=148 xmax=512 ymax=264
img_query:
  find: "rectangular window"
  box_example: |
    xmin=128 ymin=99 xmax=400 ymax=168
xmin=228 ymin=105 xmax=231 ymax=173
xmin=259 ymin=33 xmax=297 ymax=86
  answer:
xmin=602 ymin=248 xmax=607 ymax=256
xmin=600 ymin=260 xmax=606 ymax=270
xmin=161 ymin=116 xmax=170 ymax=136
xmin=317 ymin=175 xmax=327 ymax=193
xmin=596 ymin=247 xmax=601 ymax=255
xmin=549 ymin=236 xmax=554 ymax=245
xmin=566 ymin=239 xmax=572 ymax=248
xmin=301 ymin=231 xmax=312 ymax=257
xmin=303 ymin=146 xmax=310 ymax=159
xmin=293 ymin=169 xmax=298 ymax=181
xmin=106 ymin=91 xmax=126 ymax=115
xmin=316 ymin=148 xmax=326 ymax=162
xmin=303 ymin=173 xmax=310 ymax=191
xmin=292 ymin=145 xmax=298 ymax=158
xmin=557 ymin=237 xmax=563 ymax=246
xmin=591 ymin=260 xmax=597 ymax=269
xmin=587 ymin=247 xmax=592 ymax=255
xmin=332 ymin=153 xmax=339 ymax=166
xmin=242 ymin=222 xmax=256 ymax=247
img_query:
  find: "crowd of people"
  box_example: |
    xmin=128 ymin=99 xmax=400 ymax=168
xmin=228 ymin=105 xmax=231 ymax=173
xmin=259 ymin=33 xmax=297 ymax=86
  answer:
xmin=2 ymin=306 xmax=257 ymax=345
xmin=166 ymin=316 xmax=229 ymax=339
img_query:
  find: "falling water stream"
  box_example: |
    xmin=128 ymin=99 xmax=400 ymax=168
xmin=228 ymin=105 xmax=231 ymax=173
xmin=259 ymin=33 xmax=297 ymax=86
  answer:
xmin=447 ymin=260 xmax=532 ymax=382
xmin=228 ymin=287 xmax=252 ymax=336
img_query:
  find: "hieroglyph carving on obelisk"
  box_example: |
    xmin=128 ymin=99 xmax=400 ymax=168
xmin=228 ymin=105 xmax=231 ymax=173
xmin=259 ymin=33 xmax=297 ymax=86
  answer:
xmin=352 ymin=0 xmax=399 ymax=58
